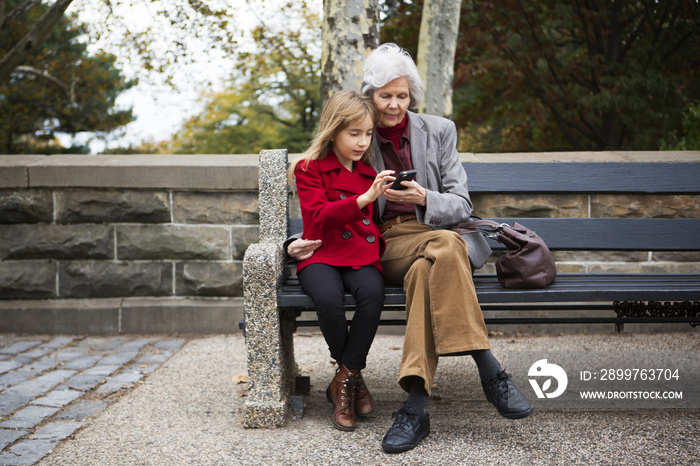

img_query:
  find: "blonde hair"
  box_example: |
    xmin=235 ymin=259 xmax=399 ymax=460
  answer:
xmin=288 ymin=90 xmax=378 ymax=188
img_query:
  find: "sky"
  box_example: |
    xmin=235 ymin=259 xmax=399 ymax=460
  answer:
xmin=60 ymin=0 xmax=322 ymax=153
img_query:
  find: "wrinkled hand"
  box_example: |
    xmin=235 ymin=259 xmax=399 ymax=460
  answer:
xmin=384 ymin=180 xmax=427 ymax=206
xmin=288 ymin=238 xmax=322 ymax=261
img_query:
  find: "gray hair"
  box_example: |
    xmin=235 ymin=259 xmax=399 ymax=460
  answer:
xmin=361 ymin=43 xmax=425 ymax=109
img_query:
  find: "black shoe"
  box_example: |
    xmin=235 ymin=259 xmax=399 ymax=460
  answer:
xmin=381 ymin=406 xmax=430 ymax=453
xmin=482 ymin=370 xmax=533 ymax=419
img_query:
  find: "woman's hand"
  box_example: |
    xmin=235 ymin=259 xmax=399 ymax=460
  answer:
xmin=287 ymin=238 xmax=322 ymax=261
xmin=385 ymin=180 xmax=427 ymax=206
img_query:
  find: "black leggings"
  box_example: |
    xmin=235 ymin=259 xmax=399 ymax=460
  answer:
xmin=297 ymin=263 xmax=384 ymax=370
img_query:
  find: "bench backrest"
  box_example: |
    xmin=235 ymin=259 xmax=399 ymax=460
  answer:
xmin=258 ymin=150 xmax=700 ymax=252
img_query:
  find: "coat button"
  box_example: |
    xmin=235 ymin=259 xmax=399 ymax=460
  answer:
xmin=342 ymin=231 xmax=352 ymax=239
xmin=339 ymin=194 xmax=347 ymax=200
xmin=362 ymin=219 xmax=371 ymax=226
xmin=366 ymin=235 xmax=376 ymax=243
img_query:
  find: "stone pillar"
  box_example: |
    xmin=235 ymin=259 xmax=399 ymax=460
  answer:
xmin=243 ymin=149 xmax=296 ymax=427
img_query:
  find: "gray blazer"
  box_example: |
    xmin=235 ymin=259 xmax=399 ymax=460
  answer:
xmin=373 ymin=111 xmax=492 ymax=269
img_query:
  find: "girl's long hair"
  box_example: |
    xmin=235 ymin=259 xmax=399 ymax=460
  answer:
xmin=288 ymin=90 xmax=378 ymax=189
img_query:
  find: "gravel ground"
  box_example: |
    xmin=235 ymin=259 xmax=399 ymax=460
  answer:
xmin=39 ymin=331 xmax=699 ymax=465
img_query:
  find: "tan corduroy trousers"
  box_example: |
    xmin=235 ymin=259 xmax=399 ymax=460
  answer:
xmin=380 ymin=220 xmax=491 ymax=395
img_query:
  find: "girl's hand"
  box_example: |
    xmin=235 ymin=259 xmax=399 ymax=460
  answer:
xmin=357 ymin=170 xmax=395 ymax=209
xmin=385 ymin=180 xmax=427 ymax=206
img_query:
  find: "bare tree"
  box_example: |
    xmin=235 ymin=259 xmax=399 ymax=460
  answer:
xmin=416 ymin=0 xmax=461 ymax=118
xmin=320 ymin=0 xmax=379 ymax=106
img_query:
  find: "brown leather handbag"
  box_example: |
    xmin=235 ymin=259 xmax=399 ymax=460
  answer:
xmin=456 ymin=219 xmax=557 ymax=289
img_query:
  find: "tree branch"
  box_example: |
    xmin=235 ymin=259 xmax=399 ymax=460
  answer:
xmin=0 ymin=0 xmax=74 ymax=83
xmin=12 ymin=64 xmax=70 ymax=95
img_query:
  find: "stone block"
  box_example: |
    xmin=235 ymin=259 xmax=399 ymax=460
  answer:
xmin=27 ymin=153 xmax=260 ymax=190
xmin=0 ymin=299 xmax=120 ymax=334
xmin=553 ymin=250 xmax=649 ymax=262
xmin=0 ymin=262 xmax=56 ymax=299
xmin=0 ymin=189 xmax=53 ymax=223
xmin=120 ymin=297 xmax=243 ymax=334
xmin=587 ymin=262 xmax=700 ymax=274
xmin=652 ymin=251 xmax=700 ymax=262
xmin=58 ymin=261 xmax=173 ymax=298
xmin=116 ymin=225 xmax=230 ymax=260
xmin=176 ymin=262 xmax=243 ymax=296
xmin=0 ymin=224 xmax=113 ymax=260
xmin=472 ymin=194 xmax=587 ymax=218
xmin=232 ymin=225 xmax=260 ymax=260
xmin=56 ymin=189 xmax=170 ymax=223
xmin=173 ymin=192 xmax=259 ymax=224
xmin=591 ymin=194 xmax=700 ymax=218
xmin=0 ymin=155 xmax=46 ymax=188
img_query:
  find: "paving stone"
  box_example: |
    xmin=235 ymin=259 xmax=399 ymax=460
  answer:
xmin=96 ymin=371 xmax=145 ymax=395
xmin=16 ymin=347 xmax=53 ymax=360
xmin=153 ymin=338 xmax=187 ymax=350
xmin=0 ymin=360 xmax=21 ymax=375
xmin=0 ymin=341 xmax=42 ymax=355
xmin=82 ymin=365 xmax=121 ymax=376
xmin=136 ymin=350 xmax=174 ymax=366
xmin=120 ymin=338 xmax=155 ymax=351
xmin=55 ymin=400 xmax=108 ymax=421
xmin=52 ymin=347 xmax=91 ymax=362
xmin=0 ymin=406 xmax=59 ymax=429
xmin=0 ymin=438 xmax=57 ymax=465
xmin=99 ymin=350 xmax=139 ymax=366
xmin=41 ymin=337 xmax=75 ymax=349
xmin=0 ymin=428 xmax=28 ymax=450
xmin=3 ymin=370 xmax=76 ymax=398
xmin=29 ymin=420 xmax=84 ymax=440
xmin=61 ymin=355 xmax=101 ymax=370
xmin=0 ymin=372 xmax=34 ymax=391
xmin=16 ymin=357 xmax=61 ymax=373
xmin=0 ymin=394 xmax=32 ymax=416
xmin=30 ymin=389 xmax=82 ymax=408
xmin=61 ymin=374 xmax=105 ymax=392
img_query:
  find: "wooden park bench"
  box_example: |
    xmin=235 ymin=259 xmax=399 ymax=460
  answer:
xmin=241 ymin=149 xmax=700 ymax=427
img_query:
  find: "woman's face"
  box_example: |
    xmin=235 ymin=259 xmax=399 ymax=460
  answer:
xmin=372 ymin=77 xmax=411 ymax=128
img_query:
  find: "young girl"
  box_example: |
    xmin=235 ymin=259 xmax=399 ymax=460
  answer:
xmin=289 ymin=90 xmax=394 ymax=431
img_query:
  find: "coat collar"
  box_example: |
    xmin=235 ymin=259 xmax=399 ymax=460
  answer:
xmin=318 ymin=152 xmax=376 ymax=194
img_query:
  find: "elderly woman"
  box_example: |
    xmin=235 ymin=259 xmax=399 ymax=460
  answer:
xmin=289 ymin=43 xmax=532 ymax=453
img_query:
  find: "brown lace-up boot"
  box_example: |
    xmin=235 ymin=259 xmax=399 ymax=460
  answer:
xmin=325 ymin=364 xmax=356 ymax=431
xmin=350 ymin=369 xmax=374 ymax=417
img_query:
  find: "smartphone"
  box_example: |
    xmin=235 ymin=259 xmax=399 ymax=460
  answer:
xmin=390 ymin=170 xmax=417 ymax=190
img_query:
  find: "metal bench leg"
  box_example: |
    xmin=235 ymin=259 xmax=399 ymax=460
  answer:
xmin=243 ymin=242 xmax=296 ymax=427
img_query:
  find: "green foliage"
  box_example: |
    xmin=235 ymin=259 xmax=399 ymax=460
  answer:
xmin=165 ymin=3 xmax=321 ymax=154
xmin=662 ymin=102 xmax=700 ymax=150
xmin=0 ymin=0 xmax=134 ymax=154
xmin=381 ymin=0 xmax=700 ymax=152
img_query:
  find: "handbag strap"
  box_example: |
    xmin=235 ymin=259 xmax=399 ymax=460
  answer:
xmin=455 ymin=218 xmax=510 ymax=238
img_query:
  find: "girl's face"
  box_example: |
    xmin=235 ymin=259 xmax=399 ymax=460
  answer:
xmin=332 ymin=114 xmax=374 ymax=171
xmin=372 ymin=76 xmax=411 ymax=128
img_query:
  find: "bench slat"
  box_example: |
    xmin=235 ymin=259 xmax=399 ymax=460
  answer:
xmin=279 ymin=273 xmax=700 ymax=308
xmin=464 ymin=162 xmax=700 ymax=193
xmin=289 ymin=218 xmax=700 ymax=251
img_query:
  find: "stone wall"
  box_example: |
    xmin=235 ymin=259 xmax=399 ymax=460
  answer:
xmin=1 ymin=151 xmax=698 ymax=334
xmin=0 ymin=154 xmax=259 ymax=334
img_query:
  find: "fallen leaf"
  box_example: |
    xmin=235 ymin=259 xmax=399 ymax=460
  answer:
xmin=232 ymin=373 xmax=249 ymax=384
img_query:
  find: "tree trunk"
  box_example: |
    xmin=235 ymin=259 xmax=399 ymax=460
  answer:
xmin=320 ymin=0 xmax=379 ymax=107
xmin=0 ymin=0 xmax=74 ymax=84
xmin=416 ymin=0 xmax=461 ymax=118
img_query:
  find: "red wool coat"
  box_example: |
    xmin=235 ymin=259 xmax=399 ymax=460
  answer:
xmin=294 ymin=153 xmax=385 ymax=273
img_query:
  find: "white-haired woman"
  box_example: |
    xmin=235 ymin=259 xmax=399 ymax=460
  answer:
xmin=288 ymin=43 xmax=533 ymax=453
